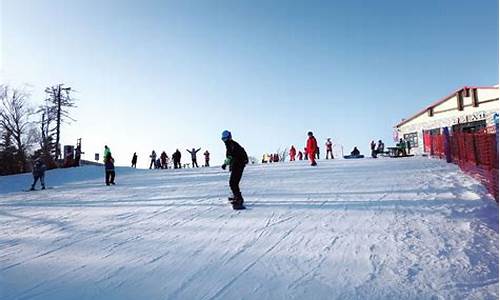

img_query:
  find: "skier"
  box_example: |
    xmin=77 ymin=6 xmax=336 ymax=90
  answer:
xmin=149 ymin=150 xmax=157 ymax=169
xmin=160 ymin=151 xmax=168 ymax=169
xmin=297 ymin=150 xmax=303 ymax=160
xmin=325 ymin=138 xmax=334 ymax=159
xmin=104 ymin=146 xmax=115 ymax=185
xmin=131 ymin=152 xmax=138 ymax=168
xmin=186 ymin=148 xmax=201 ymax=168
xmin=221 ymin=130 xmax=248 ymax=210
xmin=172 ymin=149 xmax=182 ymax=169
xmin=370 ymin=140 xmax=377 ymax=158
xmin=30 ymin=158 xmax=47 ymax=190
xmin=289 ymin=145 xmax=296 ymax=161
xmin=204 ymin=150 xmax=210 ymax=167
xmin=306 ymin=131 xmax=318 ymax=166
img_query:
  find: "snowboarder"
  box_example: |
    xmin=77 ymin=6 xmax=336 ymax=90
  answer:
xmin=370 ymin=140 xmax=377 ymax=158
xmin=172 ymin=149 xmax=182 ymax=169
xmin=306 ymin=131 xmax=318 ymax=166
xmin=30 ymin=158 xmax=46 ymax=190
xmin=149 ymin=150 xmax=157 ymax=169
xmin=160 ymin=151 xmax=168 ymax=169
xmin=325 ymin=138 xmax=334 ymax=159
xmin=104 ymin=146 xmax=115 ymax=185
xmin=186 ymin=148 xmax=201 ymax=168
xmin=289 ymin=146 xmax=296 ymax=161
xmin=204 ymin=150 xmax=210 ymax=167
xmin=298 ymin=151 xmax=303 ymax=160
xmin=131 ymin=152 xmax=137 ymax=168
xmin=351 ymin=147 xmax=361 ymax=157
xmin=221 ymin=130 xmax=248 ymax=210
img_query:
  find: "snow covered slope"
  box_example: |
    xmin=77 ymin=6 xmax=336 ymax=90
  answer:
xmin=0 ymin=157 xmax=498 ymax=300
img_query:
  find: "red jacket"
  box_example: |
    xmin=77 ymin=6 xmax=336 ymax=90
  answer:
xmin=289 ymin=147 xmax=296 ymax=156
xmin=306 ymin=136 xmax=317 ymax=156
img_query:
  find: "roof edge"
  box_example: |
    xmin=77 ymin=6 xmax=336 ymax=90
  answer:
xmin=395 ymin=86 xmax=499 ymax=128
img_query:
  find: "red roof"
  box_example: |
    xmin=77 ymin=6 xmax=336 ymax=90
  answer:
xmin=395 ymin=86 xmax=499 ymax=128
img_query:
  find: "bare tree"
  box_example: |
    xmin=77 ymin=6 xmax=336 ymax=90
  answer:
xmin=44 ymin=84 xmax=75 ymax=160
xmin=0 ymin=85 xmax=36 ymax=172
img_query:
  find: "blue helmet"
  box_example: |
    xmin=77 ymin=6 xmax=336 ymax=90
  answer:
xmin=221 ymin=130 xmax=232 ymax=141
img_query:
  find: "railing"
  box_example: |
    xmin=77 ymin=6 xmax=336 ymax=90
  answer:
xmin=423 ymin=127 xmax=498 ymax=201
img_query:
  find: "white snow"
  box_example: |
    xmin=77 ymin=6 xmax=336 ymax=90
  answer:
xmin=0 ymin=157 xmax=498 ymax=300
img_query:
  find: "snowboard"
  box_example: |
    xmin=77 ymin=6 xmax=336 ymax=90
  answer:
xmin=228 ymin=197 xmax=246 ymax=210
xmin=343 ymin=155 xmax=365 ymax=159
xmin=24 ymin=187 xmax=53 ymax=192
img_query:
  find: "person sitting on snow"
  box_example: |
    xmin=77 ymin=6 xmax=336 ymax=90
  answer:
xmin=351 ymin=147 xmax=361 ymax=157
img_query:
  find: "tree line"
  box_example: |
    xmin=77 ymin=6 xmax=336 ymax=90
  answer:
xmin=0 ymin=84 xmax=76 ymax=175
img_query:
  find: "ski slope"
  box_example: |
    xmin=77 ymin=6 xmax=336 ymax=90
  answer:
xmin=0 ymin=157 xmax=498 ymax=300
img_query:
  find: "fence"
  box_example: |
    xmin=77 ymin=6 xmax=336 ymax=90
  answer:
xmin=423 ymin=127 xmax=498 ymax=201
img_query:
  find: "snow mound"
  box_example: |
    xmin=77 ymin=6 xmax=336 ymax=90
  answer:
xmin=0 ymin=157 xmax=498 ymax=299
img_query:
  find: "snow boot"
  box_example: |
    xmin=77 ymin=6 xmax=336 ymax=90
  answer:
xmin=231 ymin=196 xmax=245 ymax=210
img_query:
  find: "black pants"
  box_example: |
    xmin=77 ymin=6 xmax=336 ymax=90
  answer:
xmin=32 ymin=174 xmax=45 ymax=188
xmin=205 ymin=159 xmax=209 ymax=167
xmin=192 ymin=159 xmax=198 ymax=168
xmin=174 ymin=160 xmax=180 ymax=169
xmin=229 ymin=165 xmax=245 ymax=199
xmin=326 ymin=150 xmax=333 ymax=159
xmin=106 ymin=170 xmax=115 ymax=185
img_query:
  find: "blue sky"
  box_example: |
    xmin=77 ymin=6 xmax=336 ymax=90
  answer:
xmin=1 ymin=0 xmax=498 ymax=167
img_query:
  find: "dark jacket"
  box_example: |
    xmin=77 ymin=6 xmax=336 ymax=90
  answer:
xmin=224 ymin=140 xmax=248 ymax=167
xmin=105 ymin=156 xmax=115 ymax=171
xmin=172 ymin=150 xmax=181 ymax=162
xmin=32 ymin=160 xmax=47 ymax=177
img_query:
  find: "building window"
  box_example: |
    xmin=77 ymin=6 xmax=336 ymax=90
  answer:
xmin=403 ymin=132 xmax=419 ymax=148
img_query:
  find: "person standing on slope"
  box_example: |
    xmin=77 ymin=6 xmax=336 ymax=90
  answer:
xmin=289 ymin=145 xmax=296 ymax=161
xmin=30 ymin=158 xmax=47 ymax=190
xmin=325 ymin=138 xmax=334 ymax=159
xmin=186 ymin=148 xmax=201 ymax=168
xmin=297 ymin=150 xmax=303 ymax=160
xmin=104 ymin=145 xmax=116 ymax=185
xmin=131 ymin=152 xmax=138 ymax=168
xmin=149 ymin=150 xmax=157 ymax=169
xmin=204 ymin=150 xmax=210 ymax=167
xmin=304 ymin=147 xmax=309 ymax=160
xmin=160 ymin=151 xmax=168 ymax=169
xmin=306 ymin=131 xmax=318 ymax=166
xmin=370 ymin=140 xmax=377 ymax=158
xmin=172 ymin=149 xmax=182 ymax=169
xmin=221 ymin=130 xmax=248 ymax=210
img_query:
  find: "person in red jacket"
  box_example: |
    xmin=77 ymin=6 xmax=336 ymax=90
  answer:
xmin=289 ymin=145 xmax=296 ymax=161
xmin=306 ymin=131 xmax=318 ymax=166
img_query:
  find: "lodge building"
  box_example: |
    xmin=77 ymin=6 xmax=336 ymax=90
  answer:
xmin=395 ymin=85 xmax=499 ymax=155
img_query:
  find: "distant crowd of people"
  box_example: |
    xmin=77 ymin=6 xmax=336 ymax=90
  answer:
xmin=130 ymin=148 xmax=211 ymax=170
